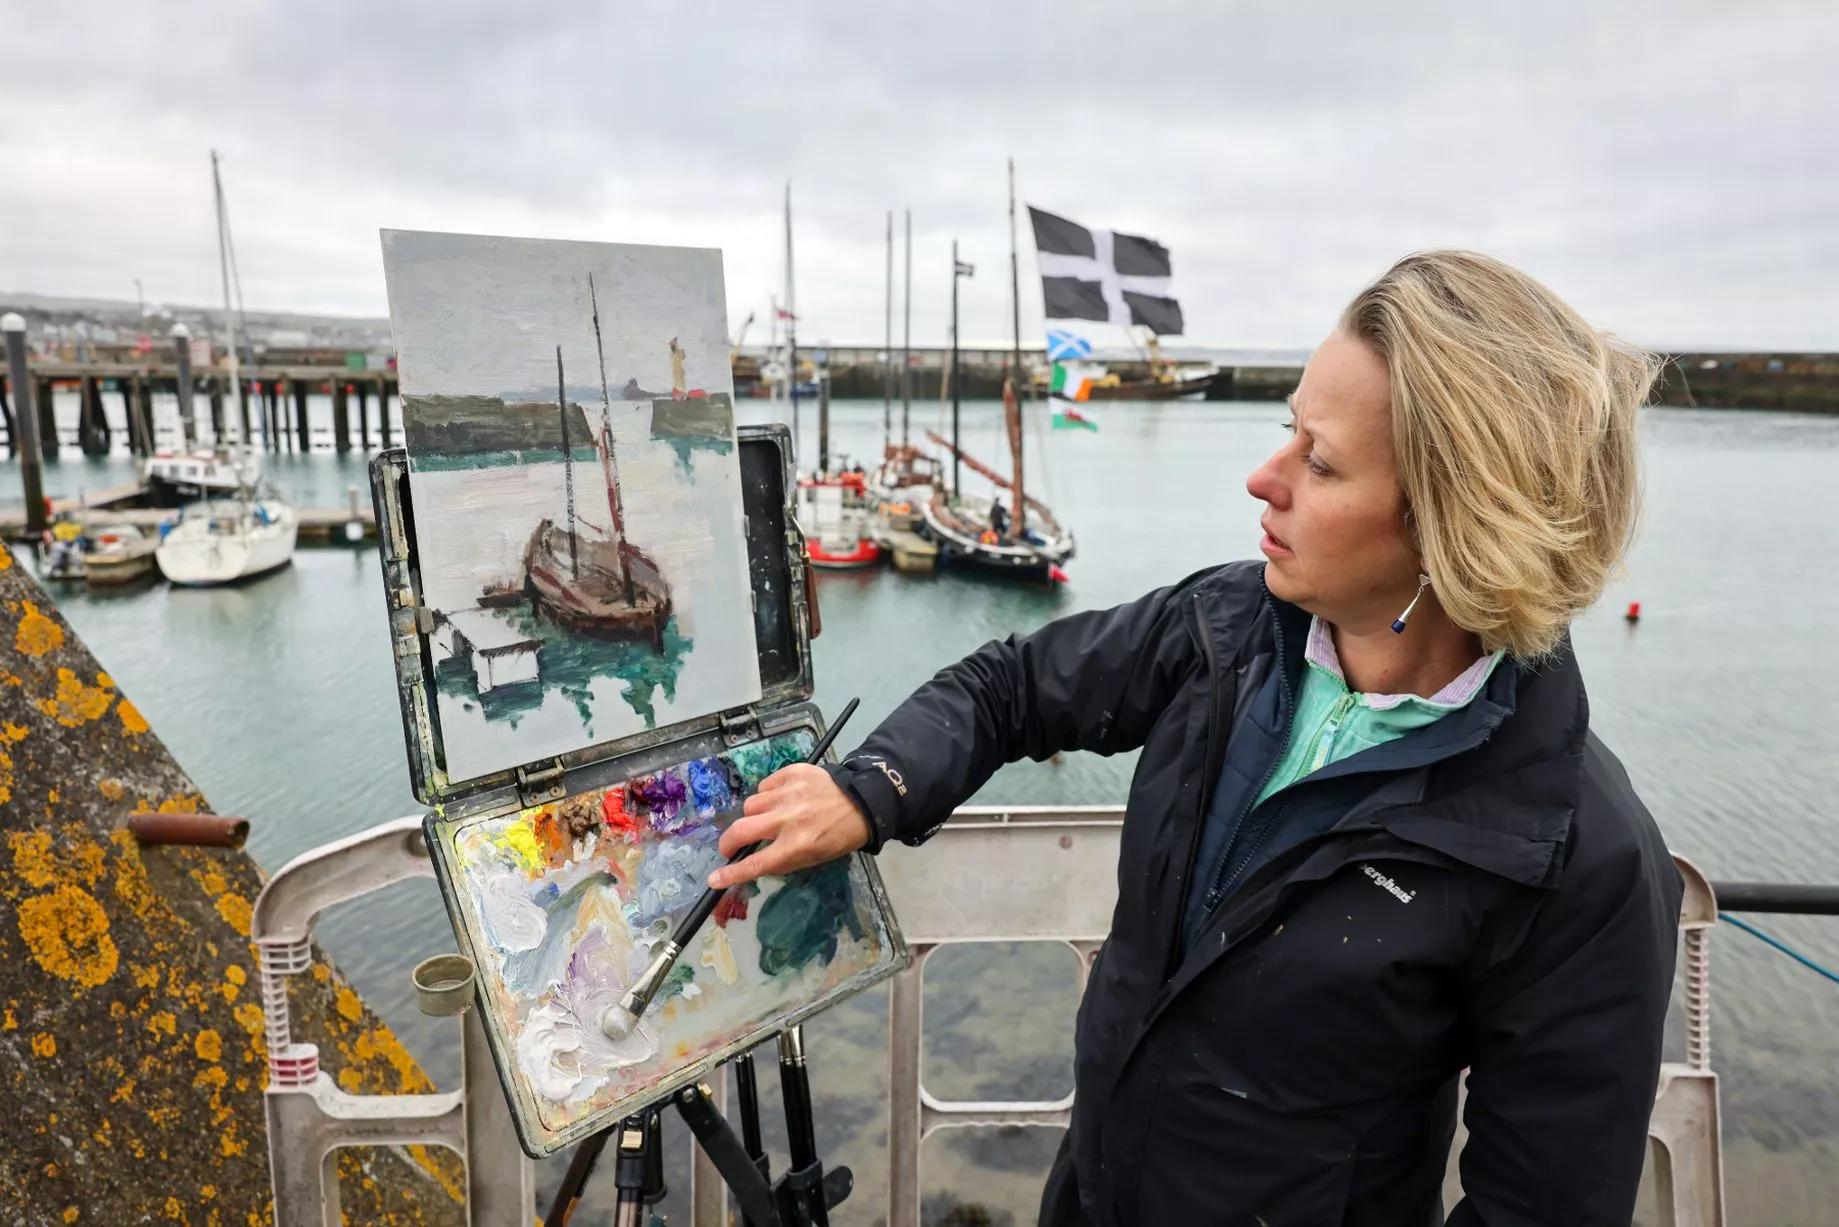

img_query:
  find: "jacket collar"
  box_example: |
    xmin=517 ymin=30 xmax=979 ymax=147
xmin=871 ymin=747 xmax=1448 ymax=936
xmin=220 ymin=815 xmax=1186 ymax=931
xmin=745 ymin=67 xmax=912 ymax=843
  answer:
xmin=1196 ymin=562 xmax=1588 ymax=888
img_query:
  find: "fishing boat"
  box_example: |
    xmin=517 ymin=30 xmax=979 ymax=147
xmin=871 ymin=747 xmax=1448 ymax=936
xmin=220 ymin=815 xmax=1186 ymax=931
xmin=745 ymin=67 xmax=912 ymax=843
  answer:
xmin=924 ymin=161 xmax=1076 ymax=585
xmin=797 ymin=472 xmax=882 ymax=569
xmin=516 ymin=280 xmax=673 ymax=649
xmin=143 ymin=447 xmax=260 ymax=507
xmin=155 ymin=486 xmax=297 ymax=586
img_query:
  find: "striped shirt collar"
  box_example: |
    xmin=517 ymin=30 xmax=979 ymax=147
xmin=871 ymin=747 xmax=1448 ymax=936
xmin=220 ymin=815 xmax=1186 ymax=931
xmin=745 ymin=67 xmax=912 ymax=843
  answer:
xmin=1305 ymin=616 xmax=1504 ymax=712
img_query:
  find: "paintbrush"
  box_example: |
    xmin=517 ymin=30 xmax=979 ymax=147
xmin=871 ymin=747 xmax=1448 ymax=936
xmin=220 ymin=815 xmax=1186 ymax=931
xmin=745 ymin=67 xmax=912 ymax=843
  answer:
xmin=600 ymin=698 xmax=861 ymax=1042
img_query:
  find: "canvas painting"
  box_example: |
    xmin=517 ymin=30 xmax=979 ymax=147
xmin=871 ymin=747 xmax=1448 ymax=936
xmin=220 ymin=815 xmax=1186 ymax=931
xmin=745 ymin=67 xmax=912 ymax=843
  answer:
xmin=381 ymin=230 xmax=761 ymax=783
xmin=434 ymin=730 xmax=901 ymax=1146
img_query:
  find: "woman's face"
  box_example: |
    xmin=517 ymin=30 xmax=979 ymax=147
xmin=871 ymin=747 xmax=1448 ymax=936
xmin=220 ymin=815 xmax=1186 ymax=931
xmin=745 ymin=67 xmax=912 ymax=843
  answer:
xmin=1245 ymin=332 xmax=1423 ymax=632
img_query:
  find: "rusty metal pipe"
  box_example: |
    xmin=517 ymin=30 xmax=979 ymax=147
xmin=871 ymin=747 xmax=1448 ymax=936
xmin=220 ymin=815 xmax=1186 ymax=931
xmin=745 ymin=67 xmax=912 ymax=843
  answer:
xmin=127 ymin=812 xmax=249 ymax=848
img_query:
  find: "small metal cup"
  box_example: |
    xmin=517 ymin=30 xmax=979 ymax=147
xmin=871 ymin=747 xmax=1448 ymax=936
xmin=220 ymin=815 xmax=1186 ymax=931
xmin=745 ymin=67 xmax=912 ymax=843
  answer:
xmin=412 ymin=953 xmax=477 ymax=1017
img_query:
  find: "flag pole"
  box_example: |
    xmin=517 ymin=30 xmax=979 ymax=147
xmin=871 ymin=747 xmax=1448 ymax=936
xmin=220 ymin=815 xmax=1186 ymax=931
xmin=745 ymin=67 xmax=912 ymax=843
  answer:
xmin=951 ymin=239 xmax=963 ymax=501
xmin=785 ymin=180 xmax=799 ymax=465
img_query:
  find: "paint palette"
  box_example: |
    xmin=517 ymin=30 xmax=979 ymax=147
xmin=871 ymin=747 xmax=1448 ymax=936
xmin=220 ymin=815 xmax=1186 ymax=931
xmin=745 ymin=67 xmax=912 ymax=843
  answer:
xmin=372 ymin=423 xmax=908 ymax=1156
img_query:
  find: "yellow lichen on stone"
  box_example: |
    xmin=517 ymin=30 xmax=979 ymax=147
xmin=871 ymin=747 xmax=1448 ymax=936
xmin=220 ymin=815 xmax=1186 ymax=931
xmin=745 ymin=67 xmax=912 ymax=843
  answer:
xmin=147 ymin=1011 xmax=177 ymax=1039
xmin=17 ymin=884 xmax=119 ymax=987
xmin=2 ymin=1006 xmax=14 ymax=1029
xmin=0 ymin=542 xmax=11 ymax=570
xmin=214 ymin=894 xmax=252 ymax=936
xmin=195 ymin=1029 xmax=223 ymax=1062
xmin=10 ymin=829 xmax=58 ymax=888
xmin=117 ymin=699 xmax=149 ymax=736
xmin=335 ymin=986 xmax=363 ymax=1023
xmin=97 ymin=778 xmax=124 ymax=800
xmin=14 ymin=600 xmax=63 ymax=656
xmin=35 ymin=668 xmax=115 ymax=727
xmin=31 ymin=1032 xmax=55 ymax=1057
xmin=2 ymin=721 xmax=24 ymax=742
xmin=62 ymin=1208 xmax=77 ymax=1224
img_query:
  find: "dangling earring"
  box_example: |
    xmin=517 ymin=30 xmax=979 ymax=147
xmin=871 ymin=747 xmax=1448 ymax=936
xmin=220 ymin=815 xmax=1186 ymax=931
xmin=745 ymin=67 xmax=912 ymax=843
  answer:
xmin=1391 ymin=573 xmax=1431 ymax=634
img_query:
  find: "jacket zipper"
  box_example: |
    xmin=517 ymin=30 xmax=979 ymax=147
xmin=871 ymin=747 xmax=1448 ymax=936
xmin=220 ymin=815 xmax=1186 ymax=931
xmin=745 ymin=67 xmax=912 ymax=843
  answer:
xmin=1167 ymin=593 xmax=1227 ymax=976
xmin=1212 ymin=688 xmax=1356 ymax=902
xmin=1201 ymin=608 xmax=1298 ymax=915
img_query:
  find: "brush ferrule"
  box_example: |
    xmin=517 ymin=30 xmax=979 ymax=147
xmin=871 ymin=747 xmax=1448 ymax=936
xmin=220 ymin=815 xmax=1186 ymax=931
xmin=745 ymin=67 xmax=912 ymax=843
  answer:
xmin=621 ymin=940 xmax=682 ymax=1016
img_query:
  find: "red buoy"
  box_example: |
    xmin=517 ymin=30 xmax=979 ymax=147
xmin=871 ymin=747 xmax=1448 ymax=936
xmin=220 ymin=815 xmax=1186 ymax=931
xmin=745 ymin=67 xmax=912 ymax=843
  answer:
xmin=1624 ymin=601 xmax=1641 ymax=624
xmin=1049 ymin=565 xmax=1070 ymax=584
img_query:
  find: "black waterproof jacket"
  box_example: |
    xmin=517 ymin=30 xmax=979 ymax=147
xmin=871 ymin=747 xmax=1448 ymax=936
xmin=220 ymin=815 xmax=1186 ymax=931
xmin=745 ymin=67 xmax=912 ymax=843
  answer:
xmin=827 ymin=562 xmax=1683 ymax=1226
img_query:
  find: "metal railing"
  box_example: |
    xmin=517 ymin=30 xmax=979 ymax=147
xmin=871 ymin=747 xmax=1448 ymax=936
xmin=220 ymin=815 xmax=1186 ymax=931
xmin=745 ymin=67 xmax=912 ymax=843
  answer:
xmin=250 ymin=804 xmax=1834 ymax=1227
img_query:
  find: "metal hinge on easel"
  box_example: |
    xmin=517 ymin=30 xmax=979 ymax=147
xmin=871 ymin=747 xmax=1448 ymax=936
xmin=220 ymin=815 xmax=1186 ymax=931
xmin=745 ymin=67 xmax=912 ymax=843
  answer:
xmin=516 ymin=759 xmax=567 ymax=807
xmin=720 ymin=707 xmax=763 ymax=746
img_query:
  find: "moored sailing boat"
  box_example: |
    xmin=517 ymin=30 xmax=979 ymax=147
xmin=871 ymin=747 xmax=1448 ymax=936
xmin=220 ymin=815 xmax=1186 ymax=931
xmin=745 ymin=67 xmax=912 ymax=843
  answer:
xmin=518 ymin=277 xmax=673 ymax=648
xmin=925 ymin=160 xmax=1076 ymax=584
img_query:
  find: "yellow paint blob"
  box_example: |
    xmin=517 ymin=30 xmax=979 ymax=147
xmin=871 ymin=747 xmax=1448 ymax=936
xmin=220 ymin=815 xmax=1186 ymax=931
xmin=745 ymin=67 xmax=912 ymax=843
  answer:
xmin=35 ymin=668 xmax=114 ymax=727
xmin=117 ymin=699 xmax=149 ymax=735
xmin=16 ymin=885 xmax=119 ymax=988
xmin=14 ymin=600 xmax=63 ymax=657
xmin=486 ymin=819 xmax=544 ymax=871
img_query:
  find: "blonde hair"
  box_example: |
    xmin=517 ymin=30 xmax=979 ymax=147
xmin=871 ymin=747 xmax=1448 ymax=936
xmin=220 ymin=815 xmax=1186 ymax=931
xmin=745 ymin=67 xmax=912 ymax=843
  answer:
xmin=1339 ymin=250 xmax=1659 ymax=659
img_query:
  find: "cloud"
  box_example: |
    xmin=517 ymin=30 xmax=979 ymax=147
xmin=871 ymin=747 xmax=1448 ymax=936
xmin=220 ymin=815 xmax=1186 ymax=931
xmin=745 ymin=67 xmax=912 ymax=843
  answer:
xmin=4 ymin=0 xmax=1835 ymax=348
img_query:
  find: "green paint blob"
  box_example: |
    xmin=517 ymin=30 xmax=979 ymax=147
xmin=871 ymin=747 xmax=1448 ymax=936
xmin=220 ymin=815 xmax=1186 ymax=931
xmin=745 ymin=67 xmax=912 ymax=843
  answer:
xmin=755 ymin=860 xmax=863 ymax=978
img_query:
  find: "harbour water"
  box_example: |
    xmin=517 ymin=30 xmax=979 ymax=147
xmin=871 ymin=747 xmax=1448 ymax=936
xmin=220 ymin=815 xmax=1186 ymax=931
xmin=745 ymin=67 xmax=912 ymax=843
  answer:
xmin=9 ymin=396 xmax=1838 ymax=1224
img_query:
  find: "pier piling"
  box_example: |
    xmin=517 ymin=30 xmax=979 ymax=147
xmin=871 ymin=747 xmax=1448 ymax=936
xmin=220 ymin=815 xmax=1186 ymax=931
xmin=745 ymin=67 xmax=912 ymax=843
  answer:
xmin=235 ymin=375 xmax=251 ymax=446
xmin=355 ymin=381 xmax=370 ymax=452
xmin=2 ymin=313 xmax=47 ymax=534
xmin=172 ymin=324 xmax=197 ymax=447
xmin=332 ymin=380 xmax=350 ymax=455
xmin=291 ymin=377 xmax=309 ymax=452
xmin=119 ymin=375 xmax=142 ymax=457
xmin=379 ymin=380 xmax=393 ymax=447
xmin=208 ymin=377 xmax=225 ymax=441
xmin=78 ymin=374 xmax=109 ymax=456
xmin=35 ymin=375 xmax=55 ymax=460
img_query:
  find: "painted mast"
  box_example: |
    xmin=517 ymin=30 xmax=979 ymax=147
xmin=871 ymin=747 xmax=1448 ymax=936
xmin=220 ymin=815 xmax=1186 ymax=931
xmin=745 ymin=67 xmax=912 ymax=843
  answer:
xmin=785 ymin=180 xmax=799 ymax=462
xmin=902 ymin=208 xmax=912 ymax=445
xmin=1007 ymin=157 xmax=1025 ymax=535
xmin=556 ymin=346 xmax=579 ymax=579
xmin=588 ymin=272 xmax=634 ymax=601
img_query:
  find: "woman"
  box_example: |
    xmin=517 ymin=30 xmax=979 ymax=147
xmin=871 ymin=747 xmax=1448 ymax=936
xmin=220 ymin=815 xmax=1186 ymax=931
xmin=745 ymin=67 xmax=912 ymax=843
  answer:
xmin=714 ymin=251 xmax=1684 ymax=1225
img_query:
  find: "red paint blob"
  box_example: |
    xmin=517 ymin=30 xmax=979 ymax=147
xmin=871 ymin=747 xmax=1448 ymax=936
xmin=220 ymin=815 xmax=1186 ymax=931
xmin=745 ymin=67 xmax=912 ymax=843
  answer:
xmin=601 ymin=788 xmax=642 ymax=839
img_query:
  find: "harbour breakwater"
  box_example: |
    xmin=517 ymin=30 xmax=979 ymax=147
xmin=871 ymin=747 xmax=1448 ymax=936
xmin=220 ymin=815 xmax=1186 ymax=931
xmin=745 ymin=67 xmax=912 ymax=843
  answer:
xmin=0 ymin=545 xmax=464 ymax=1225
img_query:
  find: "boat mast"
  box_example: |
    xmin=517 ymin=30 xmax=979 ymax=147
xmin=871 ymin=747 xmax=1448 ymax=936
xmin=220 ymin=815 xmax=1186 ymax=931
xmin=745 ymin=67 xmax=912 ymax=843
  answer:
xmin=902 ymin=208 xmax=912 ymax=447
xmin=883 ymin=209 xmax=893 ymax=452
xmin=950 ymin=238 xmax=962 ymax=500
xmin=587 ymin=273 xmax=634 ymax=601
xmin=210 ymin=151 xmax=243 ymax=451
xmin=556 ymin=346 xmax=578 ymax=579
xmin=1007 ymin=157 xmax=1025 ymax=535
xmin=785 ymin=180 xmax=799 ymax=464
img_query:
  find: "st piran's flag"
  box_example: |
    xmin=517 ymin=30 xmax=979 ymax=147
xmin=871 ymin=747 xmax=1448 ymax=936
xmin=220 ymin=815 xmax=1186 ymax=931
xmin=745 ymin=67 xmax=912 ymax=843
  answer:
xmin=1028 ymin=206 xmax=1185 ymax=335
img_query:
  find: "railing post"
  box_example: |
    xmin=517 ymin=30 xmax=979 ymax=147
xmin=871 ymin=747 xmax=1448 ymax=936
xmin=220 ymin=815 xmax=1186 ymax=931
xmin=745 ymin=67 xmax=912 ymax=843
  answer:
xmin=887 ymin=944 xmax=931 ymax=1227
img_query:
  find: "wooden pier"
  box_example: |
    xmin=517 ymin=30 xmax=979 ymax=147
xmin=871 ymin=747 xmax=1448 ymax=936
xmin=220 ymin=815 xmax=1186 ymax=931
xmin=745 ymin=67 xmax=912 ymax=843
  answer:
xmin=0 ymin=482 xmax=377 ymax=545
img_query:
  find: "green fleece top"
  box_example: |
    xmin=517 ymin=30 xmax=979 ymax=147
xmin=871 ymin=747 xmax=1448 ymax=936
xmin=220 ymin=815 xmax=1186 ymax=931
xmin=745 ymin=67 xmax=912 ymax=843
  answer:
xmin=1254 ymin=616 xmax=1506 ymax=808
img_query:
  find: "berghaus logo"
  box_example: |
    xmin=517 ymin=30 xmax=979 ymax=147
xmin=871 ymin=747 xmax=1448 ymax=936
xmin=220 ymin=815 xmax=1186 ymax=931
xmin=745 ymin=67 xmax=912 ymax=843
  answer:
xmin=1362 ymin=864 xmax=1415 ymax=904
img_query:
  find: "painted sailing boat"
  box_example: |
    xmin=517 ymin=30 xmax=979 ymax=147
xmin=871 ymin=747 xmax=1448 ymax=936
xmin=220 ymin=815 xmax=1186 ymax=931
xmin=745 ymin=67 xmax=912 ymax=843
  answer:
xmin=922 ymin=160 xmax=1076 ymax=584
xmin=518 ymin=276 xmax=673 ymax=649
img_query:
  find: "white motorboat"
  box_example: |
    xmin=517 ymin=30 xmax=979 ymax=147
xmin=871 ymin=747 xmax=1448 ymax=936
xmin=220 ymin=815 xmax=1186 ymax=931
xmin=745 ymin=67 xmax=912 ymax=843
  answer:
xmin=155 ymin=490 xmax=297 ymax=586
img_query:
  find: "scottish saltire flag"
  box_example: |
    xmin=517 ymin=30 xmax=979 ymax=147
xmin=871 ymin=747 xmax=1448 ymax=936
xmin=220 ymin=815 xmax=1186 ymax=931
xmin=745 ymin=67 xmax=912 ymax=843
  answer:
xmin=1028 ymin=206 xmax=1185 ymax=335
xmin=1046 ymin=328 xmax=1093 ymax=361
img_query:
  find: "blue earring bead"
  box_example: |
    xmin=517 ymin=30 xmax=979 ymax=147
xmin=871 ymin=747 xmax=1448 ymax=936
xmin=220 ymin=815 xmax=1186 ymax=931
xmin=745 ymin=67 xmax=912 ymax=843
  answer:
xmin=1391 ymin=574 xmax=1432 ymax=634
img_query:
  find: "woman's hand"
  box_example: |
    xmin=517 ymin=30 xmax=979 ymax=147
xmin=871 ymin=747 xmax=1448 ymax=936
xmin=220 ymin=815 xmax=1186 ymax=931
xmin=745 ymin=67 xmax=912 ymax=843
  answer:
xmin=710 ymin=764 xmax=872 ymax=889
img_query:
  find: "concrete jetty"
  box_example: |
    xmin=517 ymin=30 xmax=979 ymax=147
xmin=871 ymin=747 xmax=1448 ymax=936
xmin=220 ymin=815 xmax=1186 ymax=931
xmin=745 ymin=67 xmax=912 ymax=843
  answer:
xmin=0 ymin=545 xmax=462 ymax=1225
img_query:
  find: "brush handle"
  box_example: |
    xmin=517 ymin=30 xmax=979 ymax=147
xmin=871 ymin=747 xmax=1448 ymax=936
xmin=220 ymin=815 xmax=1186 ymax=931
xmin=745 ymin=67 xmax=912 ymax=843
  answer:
xmin=665 ymin=697 xmax=861 ymax=951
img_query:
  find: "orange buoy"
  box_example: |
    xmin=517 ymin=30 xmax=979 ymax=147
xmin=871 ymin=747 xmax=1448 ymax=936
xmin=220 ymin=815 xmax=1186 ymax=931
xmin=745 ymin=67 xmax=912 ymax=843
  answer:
xmin=1624 ymin=602 xmax=1641 ymax=624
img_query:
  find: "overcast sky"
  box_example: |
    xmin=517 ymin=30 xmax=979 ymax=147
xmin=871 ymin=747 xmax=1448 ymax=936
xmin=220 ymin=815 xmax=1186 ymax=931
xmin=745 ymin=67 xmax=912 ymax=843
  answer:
xmin=6 ymin=1 xmax=1836 ymax=350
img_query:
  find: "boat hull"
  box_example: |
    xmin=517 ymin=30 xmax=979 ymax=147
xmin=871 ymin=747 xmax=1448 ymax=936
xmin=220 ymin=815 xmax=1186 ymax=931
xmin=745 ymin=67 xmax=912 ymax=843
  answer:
xmin=156 ymin=511 xmax=298 ymax=586
xmin=810 ymin=540 xmax=882 ymax=569
xmin=921 ymin=495 xmax=1074 ymax=585
xmin=1082 ymin=373 xmax=1216 ymax=401
xmin=522 ymin=521 xmax=672 ymax=648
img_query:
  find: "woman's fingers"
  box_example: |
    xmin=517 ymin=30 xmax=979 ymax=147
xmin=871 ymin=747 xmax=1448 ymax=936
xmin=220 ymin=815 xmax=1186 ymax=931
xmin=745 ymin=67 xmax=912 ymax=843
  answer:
xmin=716 ymin=810 xmax=782 ymax=861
